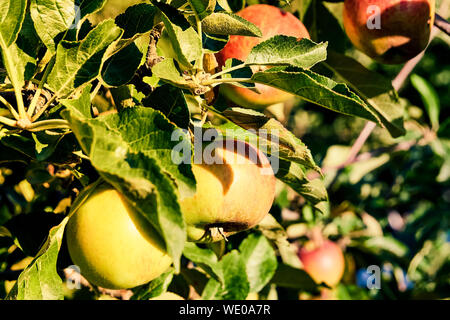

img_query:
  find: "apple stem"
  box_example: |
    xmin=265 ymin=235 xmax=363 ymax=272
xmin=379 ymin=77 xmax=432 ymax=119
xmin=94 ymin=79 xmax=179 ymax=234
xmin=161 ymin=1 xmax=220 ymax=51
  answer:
xmin=310 ymin=226 xmax=324 ymax=248
xmin=217 ymin=227 xmax=228 ymax=242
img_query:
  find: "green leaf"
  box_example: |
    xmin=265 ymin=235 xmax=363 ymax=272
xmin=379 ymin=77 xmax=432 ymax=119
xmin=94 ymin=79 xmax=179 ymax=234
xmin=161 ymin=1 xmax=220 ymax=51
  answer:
xmin=6 ymin=181 xmax=101 ymax=300
xmin=131 ymin=268 xmax=174 ymax=300
xmin=216 ymin=0 xmax=232 ymax=11
xmin=47 ymin=19 xmax=123 ymax=97
xmin=353 ymin=236 xmax=410 ymax=258
xmin=30 ymin=0 xmax=78 ymax=53
xmin=271 ymin=263 xmax=319 ymax=292
xmin=115 ymin=3 xmax=157 ymax=40
xmin=410 ymin=73 xmax=440 ymax=129
xmin=32 ymin=131 xmax=65 ymax=161
xmin=153 ymin=1 xmax=202 ymax=70
xmin=62 ymin=107 xmax=195 ymax=270
xmin=181 ymin=268 xmax=209 ymax=295
xmin=189 ymin=0 xmax=216 ymax=20
xmin=276 ymin=160 xmax=329 ymax=214
xmin=0 ymin=0 xmax=35 ymax=91
xmin=252 ymin=67 xmax=382 ymax=125
xmin=220 ymin=107 xmax=320 ymax=172
xmin=297 ymin=0 xmax=314 ymax=21
xmin=142 ymin=84 xmax=191 ymax=129
xmin=324 ymin=51 xmax=405 ymax=137
xmin=221 ymin=58 xmax=256 ymax=89
xmin=201 ymin=250 xmax=249 ymax=300
xmin=0 ymin=0 xmax=27 ymax=46
xmin=152 ymin=58 xmax=186 ymax=86
xmin=6 ymin=221 xmax=65 ymax=300
xmin=183 ymin=243 xmax=223 ymax=283
xmin=247 ymin=36 xmax=327 ymax=69
xmin=59 ymin=84 xmax=92 ymax=118
xmin=239 ymin=232 xmax=277 ymax=293
xmin=202 ymin=32 xmax=229 ymax=53
xmin=257 ymin=214 xmax=302 ymax=268
xmin=201 ymin=12 xmax=262 ymax=37
xmin=304 ymin=1 xmax=350 ymax=53
xmin=101 ymin=37 xmax=147 ymax=87
xmin=76 ymin=0 xmax=107 ymax=18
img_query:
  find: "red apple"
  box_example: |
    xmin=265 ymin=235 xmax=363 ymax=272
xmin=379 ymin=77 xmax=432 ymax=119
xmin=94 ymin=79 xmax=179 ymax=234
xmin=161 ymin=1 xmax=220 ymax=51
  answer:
xmin=215 ymin=4 xmax=310 ymax=109
xmin=298 ymin=240 xmax=345 ymax=287
xmin=343 ymin=0 xmax=435 ymax=64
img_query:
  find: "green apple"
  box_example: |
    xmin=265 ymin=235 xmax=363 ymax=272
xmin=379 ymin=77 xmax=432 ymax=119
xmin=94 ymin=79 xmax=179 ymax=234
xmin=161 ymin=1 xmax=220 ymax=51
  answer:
xmin=180 ymin=140 xmax=276 ymax=242
xmin=66 ymin=184 xmax=172 ymax=289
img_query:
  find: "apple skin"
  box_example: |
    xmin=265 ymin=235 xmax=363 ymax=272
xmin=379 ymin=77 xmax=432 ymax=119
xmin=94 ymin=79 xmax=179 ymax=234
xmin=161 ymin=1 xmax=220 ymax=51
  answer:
xmin=298 ymin=240 xmax=345 ymax=287
xmin=180 ymin=140 xmax=276 ymax=242
xmin=66 ymin=184 xmax=172 ymax=289
xmin=343 ymin=0 xmax=435 ymax=64
xmin=215 ymin=4 xmax=310 ymax=109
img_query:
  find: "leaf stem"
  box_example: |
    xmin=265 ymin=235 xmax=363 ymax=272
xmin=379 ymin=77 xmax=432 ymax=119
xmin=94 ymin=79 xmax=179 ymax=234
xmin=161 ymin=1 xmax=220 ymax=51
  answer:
xmin=90 ymin=80 xmax=103 ymax=101
xmin=188 ymin=0 xmax=204 ymax=71
xmin=0 ymin=95 xmax=20 ymax=120
xmin=26 ymin=119 xmax=71 ymax=132
xmin=27 ymin=56 xmax=56 ymax=118
xmin=202 ymin=77 xmax=253 ymax=86
xmin=0 ymin=115 xmax=17 ymax=127
xmin=209 ymin=63 xmax=248 ymax=79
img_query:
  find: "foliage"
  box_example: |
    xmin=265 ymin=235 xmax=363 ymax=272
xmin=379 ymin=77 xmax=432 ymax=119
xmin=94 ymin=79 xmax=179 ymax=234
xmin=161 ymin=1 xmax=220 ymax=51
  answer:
xmin=0 ymin=0 xmax=448 ymax=300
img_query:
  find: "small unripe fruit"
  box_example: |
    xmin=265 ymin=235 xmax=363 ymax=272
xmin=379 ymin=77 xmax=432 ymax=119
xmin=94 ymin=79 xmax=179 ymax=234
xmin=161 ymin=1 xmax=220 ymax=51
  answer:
xmin=343 ymin=0 xmax=435 ymax=64
xmin=298 ymin=240 xmax=345 ymax=287
xmin=66 ymin=184 xmax=172 ymax=289
xmin=180 ymin=140 xmax=276 ymax=242
xmin=215 ymin=4 xmax=310 ymax=109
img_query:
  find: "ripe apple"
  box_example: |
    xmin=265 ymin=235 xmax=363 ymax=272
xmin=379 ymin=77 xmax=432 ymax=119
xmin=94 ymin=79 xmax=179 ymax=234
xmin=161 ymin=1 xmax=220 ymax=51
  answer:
xmin=180 ymin=140 xmax=276 ymax=242
xmin=215 ymin=4 xmax=310 ymax=109
xmin=298 ymin=240 xmax=345 ymax=287
xmin=66 ymin=184 xmax=172 ymax=289
xmin=343 ymin=0 xmax=435 ymax=64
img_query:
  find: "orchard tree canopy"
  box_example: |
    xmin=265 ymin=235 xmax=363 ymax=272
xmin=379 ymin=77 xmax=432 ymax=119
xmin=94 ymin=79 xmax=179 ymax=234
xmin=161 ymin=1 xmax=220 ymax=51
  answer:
xmin=0 ymin=0 xmax=449 ymax=302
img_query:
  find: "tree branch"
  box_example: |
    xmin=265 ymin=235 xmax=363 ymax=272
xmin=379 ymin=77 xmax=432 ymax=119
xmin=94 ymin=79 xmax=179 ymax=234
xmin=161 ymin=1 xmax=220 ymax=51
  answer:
xmin=434 ymin=14 xmax=450 ymax=36
xmin=331 ymin=23 xmax=442 ymax=175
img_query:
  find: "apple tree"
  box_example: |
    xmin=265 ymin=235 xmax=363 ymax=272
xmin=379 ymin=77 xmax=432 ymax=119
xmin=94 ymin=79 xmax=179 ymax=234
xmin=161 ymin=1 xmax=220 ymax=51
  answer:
xmin=0 ymin=0 xmax=448 ymax=300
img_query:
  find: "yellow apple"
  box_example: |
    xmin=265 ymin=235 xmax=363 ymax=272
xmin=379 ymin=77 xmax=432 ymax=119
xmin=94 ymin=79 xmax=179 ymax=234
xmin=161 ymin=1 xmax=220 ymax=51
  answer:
xmin=66 ymin=184 xmax=172 ymax=289
xmin=180 ymin=140 xmax=276 ymax=242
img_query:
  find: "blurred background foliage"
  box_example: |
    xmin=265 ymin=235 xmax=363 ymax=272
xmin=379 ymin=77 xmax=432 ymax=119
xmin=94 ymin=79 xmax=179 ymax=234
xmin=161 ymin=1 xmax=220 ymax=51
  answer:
xmin=0 ymin=0 xmax=449 ymax=300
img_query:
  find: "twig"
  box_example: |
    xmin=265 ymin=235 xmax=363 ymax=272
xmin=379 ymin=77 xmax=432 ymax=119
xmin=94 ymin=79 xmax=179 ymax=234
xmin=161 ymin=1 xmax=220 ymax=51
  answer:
xmin=434 ymin=13 xmax=450 ymax=35
xmin=333 ymin=24 xmax=442 ymax=175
